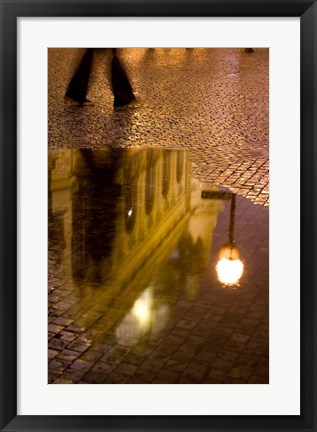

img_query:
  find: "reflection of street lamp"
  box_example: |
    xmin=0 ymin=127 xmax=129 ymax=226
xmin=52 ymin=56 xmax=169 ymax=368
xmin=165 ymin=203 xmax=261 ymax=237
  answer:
xmin=216 ymin=193 xmax=244 ymax=286
xmin=216 ymin=244 xmax=244 ymax=286
xmin=202 ymin=190 xmax=244 ymax=287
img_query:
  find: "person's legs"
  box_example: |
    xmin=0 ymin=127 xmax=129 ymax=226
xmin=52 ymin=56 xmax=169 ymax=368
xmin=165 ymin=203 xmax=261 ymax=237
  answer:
xmin=65 ymin=49 xmax=93 ymax=105
xmin=111 ymin=50 xmax=136 ymax=107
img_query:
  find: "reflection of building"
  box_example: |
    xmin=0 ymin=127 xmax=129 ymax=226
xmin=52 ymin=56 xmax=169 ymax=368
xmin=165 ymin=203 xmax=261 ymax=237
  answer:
xmin=48 ymin=149 xmax=77 ymax=284
xmin=48 ymin=148 xmax=224 ymax=344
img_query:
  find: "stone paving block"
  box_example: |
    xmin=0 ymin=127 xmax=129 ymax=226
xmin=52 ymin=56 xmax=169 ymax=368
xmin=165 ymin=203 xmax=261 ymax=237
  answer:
xmin=224 ymin=340 xmax=246 ymax=353
xmin=59 ymin=368 xmax=87 ymax=382
xmin=152 ymin=378 xmax=170 ymax=384
xmin=48 ymin=294 xmax=61 ymax=304
xmin=171 ymin=327 xmax=191 ymax=338
xmin=57 ymin=349 xmax=82 ymax=362
xmin=234 ymin=324 xmax=257 ymax=336
xmin=70 ymin=359 xmax=94 ymax=371
xmin=101 ymin=334 xmax=118 ymax=347
xmin=248 ymin=374 xmax=269 ymax=384
xmin=235 ymin=351 xmax=261 ymax=370
xmin=156 ymin=341 xmax=180 ymax=355
xmin=203 ymin=313 xmax=222 ymax=323
xmin=65 ymin=322 xmax=86 ymax=333
xmin=179 ymin=368 xmax=205 ymax=383
xmin=52 ymin=301 xmax=72 ymax=312
xmin=254 ymin=362 xmax=269 ymax=378
xmin=213 ymin=326 xmax=235 ymax=337
xmin=250 ymin=330 xmax=269 ymax=344
xmin=130 ymin=368 xmax=157 ymax=383
xmin=230 ymin=333 xmax=251 ymax=344
xmin=53 ymin=378 xmax=73 ymax=384
xmin=91 ymin=362 xmax=114 ymax=374
xmin=186 ymin=335 xmax=207 ymax=346
xmin=245 ymin=340 xmax=268 ymax=354
xmin=123 ymin=353 xmax=145 ymax=366
xmin=172 ymin=349 xmax=196 ymax=363
xmin=67 ymin=340 xmax=91 ymax=353
xmin=217 ymin=350 xmax=240 ymax=363
xmin=208 ymin=368 xmax=228 ymax=381
xmin=141 ymin=359 xmax=165 ymax=373
xmin=114 ymin=362 xmax=138 ymax=376
xmin=48 ymin=358 xmax=71 ymax=372
xmin=229 ymin=367 xmax=253 ymax=381
xmin=188 ymin=360 xmax=208 ymax=375
xmin=80 ymin=349 xmax=104 ymax=363
xmin=209 ymin=306 xmax=227 ymax=316
xmin=53 ymin=317 xmax=73 ymax=326
xmin=149 ymin=350 xmax=171 ymax=363
xmin=225 ymin=377 xmax=248 ymax=384
xmin=177 ymin=299 xmax=194 ymax=309
xmin=206 ymin=333 xmax=230 ymax=347
xmin=202 ymin=343 xmax=225 ymax=354
xmin=132 ymin=345 xmax=154 ymax=357
xmin=164 ymin=359 xmax=188 ymax=372
xmin=194 ymin=351 xmax=217 ymax=364
xmin=163 ymin=335 xmax=185 ymax=346
xmin=60 ymin=331 xmax=77 ymax=342
xmin=204 ymin=378 xmax=223 ymax=384
xmin=176 ymin=320 xmax=197 ymax=330
xmin=80 ymin=371 xmax=107 ymax=383
xmin=181 ymin=312 xmax=203 ymax=322
xmin=190 ymin=325 xmax=213 ymax=340
xmin=48 ymin=337 xmax=69 ymax=351
xmin=48 ymin=349 xmax=59 ymax=360
xmin=156 ymin=368 xmax=180 ymax=383
xmin=100 ymin=352 xmax=127 ymax=365
xmin=48 ymin=369 xmax=62 ymax=383
xmin=211 ymin=358 xmax=234 ymax=372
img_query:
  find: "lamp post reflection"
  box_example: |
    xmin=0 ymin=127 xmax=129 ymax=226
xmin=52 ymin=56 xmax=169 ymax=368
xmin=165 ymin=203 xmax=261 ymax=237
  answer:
xmin=202 ymin=190 xmax=244 ymax=287
xmin=216 ymin=244 xmax=244 ymax=286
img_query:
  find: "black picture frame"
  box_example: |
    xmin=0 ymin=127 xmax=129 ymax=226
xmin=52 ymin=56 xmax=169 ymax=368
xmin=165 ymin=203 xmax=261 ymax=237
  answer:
xmin=1 ymin=0 xmax=316 ymax=431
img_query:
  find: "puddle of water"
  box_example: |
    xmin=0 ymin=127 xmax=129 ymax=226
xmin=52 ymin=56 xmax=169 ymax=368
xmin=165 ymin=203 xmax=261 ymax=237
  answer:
xmin=48 ymin=148 xmax=268 ymax=383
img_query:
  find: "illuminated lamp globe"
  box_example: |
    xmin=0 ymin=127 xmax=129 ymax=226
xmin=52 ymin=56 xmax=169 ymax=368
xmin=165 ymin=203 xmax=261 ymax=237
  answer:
xmin=216 ymin=244 xmax=244 ymax=287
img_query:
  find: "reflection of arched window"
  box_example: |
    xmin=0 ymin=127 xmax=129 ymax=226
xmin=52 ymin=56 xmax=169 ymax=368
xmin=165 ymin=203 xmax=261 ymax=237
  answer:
xmin=145 ymin=152 xmax=156 ymax=215
xmin=176 ymin=151 xmax=184 ymax=183
xmin=125 ymin=183 xmax=137 ymax=233
xmin=162 ymin=151 xmax=171 ymax=198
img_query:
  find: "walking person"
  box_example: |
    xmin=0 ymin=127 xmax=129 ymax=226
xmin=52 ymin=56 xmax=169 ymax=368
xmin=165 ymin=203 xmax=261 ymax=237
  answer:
xmin=65 ymin=48 xmax=136 ymax=107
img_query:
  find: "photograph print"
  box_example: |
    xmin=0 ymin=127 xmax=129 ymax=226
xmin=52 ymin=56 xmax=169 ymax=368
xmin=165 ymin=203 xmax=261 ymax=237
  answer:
xmin=48 ymin=48 xmax=269 ymax=384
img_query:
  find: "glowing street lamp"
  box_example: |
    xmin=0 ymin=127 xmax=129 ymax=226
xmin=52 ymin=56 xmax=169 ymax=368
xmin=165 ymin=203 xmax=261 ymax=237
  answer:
xmin=216 ymin=193 xmax=244 ymax=286
xmin=202 ymin=190 xmax=244 ymax=287
xmin=216 ymin=243 xmax=244 ymax=286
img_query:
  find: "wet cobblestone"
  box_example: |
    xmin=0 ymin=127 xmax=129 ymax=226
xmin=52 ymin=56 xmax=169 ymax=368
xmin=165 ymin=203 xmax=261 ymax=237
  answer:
xmin=48 ymin=170 xmax=269 ymax=384
xmin=49 ymin=48 xmax=269 ymax=205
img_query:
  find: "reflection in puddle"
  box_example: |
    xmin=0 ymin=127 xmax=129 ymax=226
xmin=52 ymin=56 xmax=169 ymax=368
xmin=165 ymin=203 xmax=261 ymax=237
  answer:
xmin=116 ymin=287 xmax=169 ymax=346
xmin=216 ymin=254 xmax=244 ymax=286
xmin=48 ymin=148 xmax=269 ymax=384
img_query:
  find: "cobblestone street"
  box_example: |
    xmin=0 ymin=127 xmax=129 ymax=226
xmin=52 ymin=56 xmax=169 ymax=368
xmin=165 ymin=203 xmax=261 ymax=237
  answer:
xmin=49 ymin=48 xmax=269 ymax=205
xmin=48 ymin=49 xmax=269 ymax=385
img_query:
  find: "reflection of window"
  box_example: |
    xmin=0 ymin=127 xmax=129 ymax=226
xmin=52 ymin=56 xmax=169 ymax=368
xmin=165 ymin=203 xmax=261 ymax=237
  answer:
xmin=176 ymin=151 xmax=184 ymax=183
xmin=162 ymin=151 xmax=171 ymax=198
xmin=145 ymin=152 xmax=156 ymax=214
xmin=125 ymin=183 xmax=137 ymax=233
